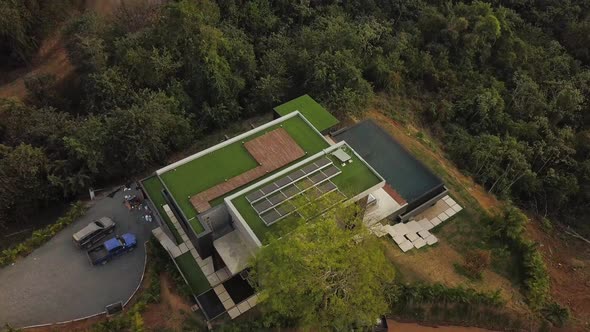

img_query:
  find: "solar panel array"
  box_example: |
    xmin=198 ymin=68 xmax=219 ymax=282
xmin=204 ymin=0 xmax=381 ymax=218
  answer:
xmin=244 ymin=156 xmax=345 ymax=226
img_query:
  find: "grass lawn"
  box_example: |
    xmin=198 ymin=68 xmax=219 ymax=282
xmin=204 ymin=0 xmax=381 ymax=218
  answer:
xmin=160 ymin=115 xmax=330 ymax=224
xmin=274 ymin=94 xmax=339 ymax=132
xmin=232 ymin=152 xmax=381 ymax=244
xmin=366 ymin=110 xmax=523 ymax=285
xmin=142 ymin=176 xmax=184 ymax=242
xmin=175 ymin=252 xmax=210 ymax=295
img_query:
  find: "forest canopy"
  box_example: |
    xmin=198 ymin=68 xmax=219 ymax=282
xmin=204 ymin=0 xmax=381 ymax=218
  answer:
xmin=0 ymin=0 xmax=588 ymax=234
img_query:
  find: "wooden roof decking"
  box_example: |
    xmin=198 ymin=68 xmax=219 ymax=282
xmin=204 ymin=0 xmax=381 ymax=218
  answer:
xmin=190 ymin=128 xmax=305 ymax=212
xmin=383 ymin=183 xmax=407 ymax=205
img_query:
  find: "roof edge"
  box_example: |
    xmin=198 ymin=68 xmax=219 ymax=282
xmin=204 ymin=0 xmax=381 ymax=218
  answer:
xmin=157 ymin=111 xmax=307 ymax=175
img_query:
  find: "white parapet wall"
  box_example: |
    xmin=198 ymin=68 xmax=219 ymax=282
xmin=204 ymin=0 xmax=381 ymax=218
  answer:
xmin=156 ymin=111 xmax=330 ymax=175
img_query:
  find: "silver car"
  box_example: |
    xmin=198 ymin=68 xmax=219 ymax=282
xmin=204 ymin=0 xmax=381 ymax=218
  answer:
xmin=72 ymin=217 xmax=116 ymax=249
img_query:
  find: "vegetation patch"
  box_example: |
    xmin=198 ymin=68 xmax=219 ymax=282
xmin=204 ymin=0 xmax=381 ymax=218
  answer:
xmin=159 ymin=115 xmax=329 ymax=222
xmin=388 ymin=283 xmax=525 ymax=330
xmin=174 ymin=252 xmax=210 ymax=295
xmin=0 ymin=202 xmax=86 ymax=267
xmin=141 ymin=176 xmax=184 ymax=241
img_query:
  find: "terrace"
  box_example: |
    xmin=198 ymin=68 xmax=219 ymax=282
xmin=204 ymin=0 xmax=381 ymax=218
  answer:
xmin=227 ymin=142 xmax=384 ymax=245
xmin=273 ymin=94 xmax=339 ymax=133
xmin=155 ymin=113 xmax=330 ymax=235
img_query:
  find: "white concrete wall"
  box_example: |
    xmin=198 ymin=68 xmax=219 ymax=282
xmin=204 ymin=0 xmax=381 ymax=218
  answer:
xmin=226 ymin=201 xmax=263 ymax=249
xmin=156 ymin=111 xmax=331 ymax=175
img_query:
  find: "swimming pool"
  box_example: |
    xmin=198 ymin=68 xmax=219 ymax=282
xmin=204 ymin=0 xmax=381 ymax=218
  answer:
xmin=334 ymin=120 xmax=445 ymax=212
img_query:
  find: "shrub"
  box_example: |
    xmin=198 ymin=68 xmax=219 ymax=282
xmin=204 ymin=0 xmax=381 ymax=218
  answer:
xmin=541 ymin=301 xmax=570 ymax=327
xmin=391 ymin=283 xmax=505 ymax=309
xmin=521 ymin=243 xmax=550 ymax=309
xmin=0 ymin=202 xmax=86 ymax=267
xmin=387 ymin=283 xmax=521 ymax=330
xmin=487 ymin=207 xmax=552 ymax=310
xmin=463 ymin=249 xmax=491 ymax=279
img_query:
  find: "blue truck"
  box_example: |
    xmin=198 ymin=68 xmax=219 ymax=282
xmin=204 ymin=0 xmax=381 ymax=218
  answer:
xmin=87 ymin=233 xmax=137 ymax=265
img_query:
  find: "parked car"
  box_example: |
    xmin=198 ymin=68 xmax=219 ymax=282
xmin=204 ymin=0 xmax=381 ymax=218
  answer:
xmin=87 ymin=233 xmax=137 ymax=265
xmin=72 ymin=217 xmax=116 ymax=249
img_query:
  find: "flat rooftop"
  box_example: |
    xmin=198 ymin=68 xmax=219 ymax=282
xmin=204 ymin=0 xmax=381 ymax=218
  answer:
xmin=274 ymin=95 xmax=339 ymax=132
xmin=153 ymin=112 xmax=330 ymax=234
xmin=334 ymin=120 xmax=444 ymax=205
xmin=226 ymin=142 xmax=384 ymax=245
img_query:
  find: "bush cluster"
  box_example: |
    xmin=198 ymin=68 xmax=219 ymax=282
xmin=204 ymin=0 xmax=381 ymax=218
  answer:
xmin=391 ymin=283 xmax=505 ymax=308
xmin=488 ymin=207 xmax=570 ymax=326
xmin=388 ymin=283 xmax=521 ymax=330
xmin=461 ymin=249 xmax=491 ymax=280
xmin=0 ymin=202 xmax=86 ymax=267
xmin=488 ymin=207 xmax=549 ymax=308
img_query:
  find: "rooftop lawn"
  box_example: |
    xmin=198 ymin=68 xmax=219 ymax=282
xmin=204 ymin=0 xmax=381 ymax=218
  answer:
xmin=160 ymin=115 xmax=330 ymax=228
xmin=231 ymin=149 xmax=382 ymax=244
xmin=142 ymin=176 xmax=188 ymax=240
xmin=274 ymin=95 xmax=339 ymax=133
xmin=175 ymin=252 xmax=210 ymax=295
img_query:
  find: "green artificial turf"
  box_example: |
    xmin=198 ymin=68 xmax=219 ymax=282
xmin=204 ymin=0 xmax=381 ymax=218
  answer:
xmin=232 ymin=151 xmax=382 ymax=244
xmin=160 ymin=115 xmax=330 ymax=223
xmin=175 ymin=252 xmax=210 ymax=295
xmin=142 ymin=176 xmax=185 ymax=241
xmin=274 ymin=95 xmax=339 ymax=132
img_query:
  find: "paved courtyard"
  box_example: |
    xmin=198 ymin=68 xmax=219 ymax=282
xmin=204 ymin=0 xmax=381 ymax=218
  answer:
xmin=0 ymin=187 xmax=156 ymax=328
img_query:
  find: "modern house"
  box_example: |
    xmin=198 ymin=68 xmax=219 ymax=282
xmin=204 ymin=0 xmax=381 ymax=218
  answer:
xmin=141 ymin=95 xmax=448 ymax=320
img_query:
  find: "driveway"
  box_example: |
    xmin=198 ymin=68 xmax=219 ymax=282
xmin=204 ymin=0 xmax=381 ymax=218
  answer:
xmin=0 ymin=187 xmax=156 ymax=328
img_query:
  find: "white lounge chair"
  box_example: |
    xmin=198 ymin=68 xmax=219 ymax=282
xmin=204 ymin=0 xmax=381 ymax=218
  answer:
xmin=418 ymin=229 xmax=432 ymax=239
xmin=398 ymin=240 xmax=413 ymax=252
xmin=413 ymin=238 xmax=426 ymax=249
xmin=405 ymin=232 xmax=419 ymax=242
xmin=425 ymin=235 xmax=438 ymax=245
xmin=392 ymin=235 xmax=406 ymax=245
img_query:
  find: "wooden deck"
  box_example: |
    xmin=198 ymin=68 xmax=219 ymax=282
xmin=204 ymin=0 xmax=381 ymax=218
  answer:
xmin=190 ymin=128 xmax=305 ymax=212
xmin=383 ymin=184 xmax=407 ymax=205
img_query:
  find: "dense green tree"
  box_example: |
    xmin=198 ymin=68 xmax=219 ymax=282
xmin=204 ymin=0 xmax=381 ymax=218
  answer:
xmin=0 ymin=0 xmax=73 ymax=64
xmin=101 ymin=92 xmax=192 ymax=177
xmin=0 ymin=144 xmax=50 ymax=225
xmin=251 ymin=199 xmax=395 ymax=329
xmin=2 ymin=0 xmax=590 ymax=238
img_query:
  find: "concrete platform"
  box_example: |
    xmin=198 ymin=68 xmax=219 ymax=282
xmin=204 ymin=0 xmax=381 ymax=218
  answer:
xmin=363 ymin=188 xmax=404 ymax=226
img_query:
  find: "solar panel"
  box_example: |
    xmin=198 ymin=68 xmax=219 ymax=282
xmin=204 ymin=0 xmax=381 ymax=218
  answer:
xmin=289 ymin=169 xmax=306 ymax=181
xmin=306 ymin=186 xmax=322 ymax=199
xmin=268 ymin=192 xmax=287 ymax=205
xmin=261 ymin=210 xmax=281 ymax=225
xmin=318 ymin=181 xmax=337 ymax=193
xmin=275 ymin=176 xmax=292 ymax=188
xmin=301 ymin=163 xmax=318 ymax=174
xmin=309 ymin=172 xmax=327 ymax=184
xmin=315 ymin=157 xmax=331 ymax=168
xmin=276 ymin=202 xmax=296 ymax=216
xmin=322 ymin=165 xmax=339 ymax=177
xmin=281 ymin=185 xmax=299 ymax=197
xmin=253 ymin=199 xmax=272 ymax=213
xmin=260 ymin=183 xmax=278 ymax=195
xmin=297 ymin=179 xmax=313 ymax=190
xmin=246 ymin=190 xmax=263 ymax=203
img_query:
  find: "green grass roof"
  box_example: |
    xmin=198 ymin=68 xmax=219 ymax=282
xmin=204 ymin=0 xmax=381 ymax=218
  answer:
xmin=142 ymin=176 xmax=189 ymax=238
xmin=175 ymin=252 xmax=210 ymax=294
xmin=230 ymin=145 xmax=382 ymax=244
xmin=274 ymin=95 xmax=339 ymax=132
xmin=158 ymin=114 xmax=330 ymax=233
